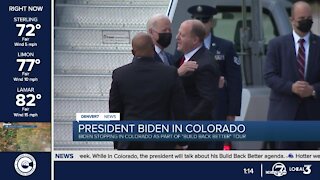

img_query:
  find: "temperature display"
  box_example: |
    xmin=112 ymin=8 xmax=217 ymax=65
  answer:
xmin=16 ymin=93 xmax=42 ymax=107
xmin=16 ymin=23 xmax=41 ymax=37
xmin=17 ymin=58 xmax=41 ymax=71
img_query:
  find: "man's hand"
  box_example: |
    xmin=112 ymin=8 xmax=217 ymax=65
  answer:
xmin=175 ymin=144 xmax=188 ymax=150
xmin=219 ymin=76 xmax=225 ymax=88
xmin=226 ymin=115 xmax=235 ymax=121
xmin=292 ymin=81 xmax=314 ymax=98
xmin=178 ymin=61 xmax=198 ymax=76
xmin=292 ymin=81 xmax=307 ymax=95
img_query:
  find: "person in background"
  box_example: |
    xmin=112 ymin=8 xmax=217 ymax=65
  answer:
xmin=264 ymin=1 xmax=320 ymax=149
xmin=188 ymin=5 xmax=243 ymax=150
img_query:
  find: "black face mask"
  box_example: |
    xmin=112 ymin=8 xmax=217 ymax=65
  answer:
xmin=157 ymin=32 xmax=172 ymax=48
xmin=297 ymin=19 xmax=313 ymax=33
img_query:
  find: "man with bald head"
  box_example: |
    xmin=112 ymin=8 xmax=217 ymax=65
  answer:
xmin=131 ymin=32 xmax=155 ymax=58
xmin=176 ymin=20 xmax=220 ymax=149
xmin=109 ymin=32 xmax=187 ymax=150
xmin=264 ymin=1 xmax=320 ymax=149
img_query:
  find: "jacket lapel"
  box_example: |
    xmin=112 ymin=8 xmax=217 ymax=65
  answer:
xmin=190 ymin=46 xmax=205 ymax=62
xmin=306 ymin=33 xmax=318 ymax=81
xmin=209 ymin=35 xmax=218 ymax=53
xmin=288 ymin=34 xmax=300 ymax=80
xmin=154 ymin=51 xmax=163 ymax=63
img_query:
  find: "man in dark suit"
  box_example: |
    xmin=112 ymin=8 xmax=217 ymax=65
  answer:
xmin=109 ymin=32 xmax=187 ymax=150
xmin=176 ymin=19 xmax=220 ymax=149
xmin=146 ymin=14 xmax=175 ymax=65
xmin=188 ymin=5 xmax=242 ymax=150
xmin=147 ymin=14 xmax=199 ymax=76
xmin=264 ymin=1 xmax=320 ymax=149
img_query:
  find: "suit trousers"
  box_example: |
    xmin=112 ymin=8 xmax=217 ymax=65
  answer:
xmin=276 ymin=100 xmax=320 ymax=150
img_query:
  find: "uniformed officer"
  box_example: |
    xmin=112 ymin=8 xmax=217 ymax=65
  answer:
xmin=188 ymin=5 xmax=242 ymax=149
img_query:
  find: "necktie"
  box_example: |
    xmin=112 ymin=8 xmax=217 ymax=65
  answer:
xmin=297 ymin=39 xmax=305 ymax=80
xmin=160 ymin=51 xmax=169 ymax=65
xmin=179 ymin=56 xmax=185 ymax=67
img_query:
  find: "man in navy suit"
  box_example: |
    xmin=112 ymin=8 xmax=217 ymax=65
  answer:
xmin=109 ymin=32 xmax=187 ymax=150
xmin=146 ymin=14 xmax=175 ymax=65
xmin=188 ymin=5 xmax=242 ymax=150
xmin=176 ymin=19 xmax=220 ymax=149
xmin=264 ymin=1 xmax=320 ymax=149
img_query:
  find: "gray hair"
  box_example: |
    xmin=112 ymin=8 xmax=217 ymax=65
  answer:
xmin=146 ymin=14 xmax=170 ymax=31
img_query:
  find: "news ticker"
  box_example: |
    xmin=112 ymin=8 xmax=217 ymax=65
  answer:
xmin=53 ymin=151 xmax=320 ymax=179
xmin=54 ymin=151 xmax=320 ymax=161
xmin=54 ymin=160 xmax=320 ymax=179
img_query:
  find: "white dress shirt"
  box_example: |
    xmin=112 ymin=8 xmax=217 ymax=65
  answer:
xmin=183 ymin=45 xmax=203 ymax=63
xmin=204 ymin=34 xmax=212 ymax=49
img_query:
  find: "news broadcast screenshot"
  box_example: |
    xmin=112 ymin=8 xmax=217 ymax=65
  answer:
xmin=1 ymin=0 xmax=320 ymax=179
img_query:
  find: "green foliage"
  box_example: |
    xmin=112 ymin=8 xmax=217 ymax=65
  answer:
xmin=0 ymin=128 xmax=18 ymax=151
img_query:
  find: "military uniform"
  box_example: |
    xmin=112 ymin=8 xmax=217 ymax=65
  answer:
xmin=208 ymin=35 xmax=242 ymax=120
xmin=188 ymin=5 xmax=242 ymax=150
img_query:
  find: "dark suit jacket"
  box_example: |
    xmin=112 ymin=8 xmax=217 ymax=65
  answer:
xmin=133 ymin=50 xmax=175 ymax=66
xmin=109 ymin=57 xmax=187 ymax=149
xmin=264 ymin=33 xmax=320 ymax=120
xmin=176 ymin=46 xmax=220 ymax=120
xmin=154 ymin=50 xmax=175 ymax=65
xmin=209 ymin=35 xmax=242 ymax=118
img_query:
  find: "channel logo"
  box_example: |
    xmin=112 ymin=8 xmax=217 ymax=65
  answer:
xmin=289 ymin=165 xmax=312 ymax=175
xmin=265 ymin=162 xmax=287 ymax=177
xmin=14 ymin=153 xmax=36 ymax=176
xmin=303 ymin=165 xmax=312 ymax=175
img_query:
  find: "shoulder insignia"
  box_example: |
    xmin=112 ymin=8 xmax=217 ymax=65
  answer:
xmin=234 ymin=56 xmax=241 ymax=65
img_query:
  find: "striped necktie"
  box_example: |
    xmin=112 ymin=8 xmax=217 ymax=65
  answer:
xmin=160 ymin=50 xmax=169 ymax=65
xmin=297 ymin=39 xmax=305 ymax=80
